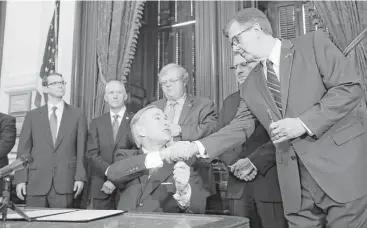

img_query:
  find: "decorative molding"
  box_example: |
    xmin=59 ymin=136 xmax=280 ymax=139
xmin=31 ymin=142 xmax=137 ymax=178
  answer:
xmin=8 ymin=90 xmax=32 ymax=114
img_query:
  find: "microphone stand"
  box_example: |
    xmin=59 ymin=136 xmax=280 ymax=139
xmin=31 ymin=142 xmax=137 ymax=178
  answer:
xmin=0 ymin=176 xmax=31 ymax=222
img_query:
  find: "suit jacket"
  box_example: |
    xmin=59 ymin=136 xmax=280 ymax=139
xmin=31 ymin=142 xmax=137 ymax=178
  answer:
xmin=151 ymin=95 xmax=218 ymax=193
xmin=199 ymin=31 xmax=367 ymax=213
xmin=106 ymin=149 xmax=210 ymax=213
xmin=86 ymin=110 xmax=135 ymax=199
xmin=13 ymin=103 xmax=88 ymax=195
xmin=216 ymin=91 xmax=281 ymax=202
xmin=0 ymin=113 xmax=16 ymax=193
xmin=151 ymin=95 xmax=218 ymax=141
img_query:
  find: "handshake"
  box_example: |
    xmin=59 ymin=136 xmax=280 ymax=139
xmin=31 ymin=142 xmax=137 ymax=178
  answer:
xmin=159 ymin=141 xmax=199 ymax=163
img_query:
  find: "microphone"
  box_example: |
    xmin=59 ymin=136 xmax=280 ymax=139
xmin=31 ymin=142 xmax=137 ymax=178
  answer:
xmin=0 ymin=155 xmax=33 ymax=178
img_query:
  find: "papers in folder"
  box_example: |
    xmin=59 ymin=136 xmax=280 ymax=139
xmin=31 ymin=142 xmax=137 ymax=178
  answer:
xmin=35 ymin=210 xmax=124 ymax=222
xmin=0 ymin=209 xmax=77 ymax=220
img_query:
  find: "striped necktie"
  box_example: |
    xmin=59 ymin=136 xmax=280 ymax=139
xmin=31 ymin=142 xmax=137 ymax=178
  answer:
xmin=266 ymin=60 xmax=282 ymax=114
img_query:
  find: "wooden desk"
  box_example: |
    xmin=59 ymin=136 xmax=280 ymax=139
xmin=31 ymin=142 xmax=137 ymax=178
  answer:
xmin=1 ymin=208 xmax=249 ymax=228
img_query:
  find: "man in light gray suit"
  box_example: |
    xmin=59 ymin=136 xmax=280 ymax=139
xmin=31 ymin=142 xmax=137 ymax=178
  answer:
xmin=14 ymin=72 xmax=87 ymax=208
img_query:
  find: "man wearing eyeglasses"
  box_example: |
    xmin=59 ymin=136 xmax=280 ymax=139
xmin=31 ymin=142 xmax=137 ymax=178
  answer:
xmin=150 ymin=63 xmax=218 ymax=198
xmin=160 ymin=8 xmax=367 ymax=228
xmin=214 ymin=54 xmax=285 ymax=227
xmin=14 ymin=72 xmax=88 ymax=209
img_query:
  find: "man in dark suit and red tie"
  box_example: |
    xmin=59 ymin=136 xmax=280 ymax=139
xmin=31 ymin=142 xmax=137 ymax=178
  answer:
xmin=86 ymin=80 xmax=135 ymax=210
xmin=14 ymin=72 xmax=87 ymax=208
xmin=0 ymin=112 xmax=16 ymax=196
xmin=105 ymin=105 xmax=209 ymax=213
xmin=215 ymin=54 xmax=286 ymax=227
xmin=160 ymin=8 xmax=367 ymax=227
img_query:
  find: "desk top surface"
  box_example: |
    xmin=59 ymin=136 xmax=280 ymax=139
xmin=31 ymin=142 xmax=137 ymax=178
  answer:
xmin=0 ymin=208 xmax=249 ymax=228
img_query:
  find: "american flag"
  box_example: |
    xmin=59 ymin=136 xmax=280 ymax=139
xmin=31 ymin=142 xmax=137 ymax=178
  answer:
xmin=34 ymin=1 xmax=60 ymax=107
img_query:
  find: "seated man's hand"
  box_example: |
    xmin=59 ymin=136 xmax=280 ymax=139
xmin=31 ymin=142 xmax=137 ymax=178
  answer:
xmin=101 ymin=180 xmax=116 ymax=194
xmin=160 ymin=141 xmax=194 ymax=163
xmin=16 ymin=183 xmax=27 ymax=200
xmin=230 ymin=158 xmax=258 ymax=181
xmin=173 ymin=161 xmax=190 ymax=193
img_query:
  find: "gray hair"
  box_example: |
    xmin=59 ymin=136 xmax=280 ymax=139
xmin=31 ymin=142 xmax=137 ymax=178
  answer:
xmin=130 ymin=105 xmax=158 ymax=148
xmin=158 ymin=63 xmax=189 ymax=83
xmin=223 ymin=8 xmax=273 ymax=38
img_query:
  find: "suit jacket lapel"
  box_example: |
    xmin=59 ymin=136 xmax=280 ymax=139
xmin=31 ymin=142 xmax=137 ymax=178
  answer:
xmin=54 ymin=103 xmax=72 ymax=149
xmin=252 ymin=64 xmax=282 ymax=120
xmin=140 ymin=161 xmax=174 ymax=202
xmin=178 ymin=96 xmax=194 ymax=124
xmin=279 ymin=39 xmax=295 ymax=116
xmin=39 ymin=105 xmax=54 ymax=148
xmin=102 ymin=112 xmax=115 ymax=147
xmin=113 ymin=111 xmax=132 ymax=149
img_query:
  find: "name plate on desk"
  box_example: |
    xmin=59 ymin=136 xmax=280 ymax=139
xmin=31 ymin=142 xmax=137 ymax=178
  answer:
xmin=35 ymin=210 xmax=124 ymax=222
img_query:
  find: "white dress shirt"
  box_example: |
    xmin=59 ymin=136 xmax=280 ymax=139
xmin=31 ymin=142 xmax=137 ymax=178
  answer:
xmin=164 ymin=93 xmax=187 ymax=124
xmin=110 ymin=106 xmax=126 ymax=126
xmin=48 ymin=101 xmax=64 ymax=137
xmin=143 ymin=147 xmax=191 ymax=207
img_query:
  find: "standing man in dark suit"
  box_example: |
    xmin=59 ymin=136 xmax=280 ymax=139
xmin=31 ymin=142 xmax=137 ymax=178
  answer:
xmin=0 ymin=113 xmax=16 ymax=195
xmin=86 ymin=80 xmax=135 ymax=210
xmin=14 ymin=72 xmax=87 ymax=208
xmin=223 ymin=54 xmax=286 ymax=227
xmin=151 ymin=63 xmax=217 ymax=195
xmin=106 ymin=105 xmax=209 ymax=213
xmin=161 ymin=8 xmax=367 ymax=227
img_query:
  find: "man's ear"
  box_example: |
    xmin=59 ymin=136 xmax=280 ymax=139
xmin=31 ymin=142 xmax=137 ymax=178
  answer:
xmin=136 ymin=125 xmax=147 ymax=138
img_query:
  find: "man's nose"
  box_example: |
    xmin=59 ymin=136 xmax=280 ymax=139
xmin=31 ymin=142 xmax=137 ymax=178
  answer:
xmin=232 ymin=44 xmax=240 ymax=52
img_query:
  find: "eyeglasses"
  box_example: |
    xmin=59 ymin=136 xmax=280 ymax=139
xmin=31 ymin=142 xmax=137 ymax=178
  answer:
xmin=231 ymin=25 xmax=254 ymax=47
xmin=229 ymin=62 xmax=248 ymax=70
xmin=48 ymin=81 xmax=67 ymax=87
xmin=159 ymin=78 xmax=182 ymax=87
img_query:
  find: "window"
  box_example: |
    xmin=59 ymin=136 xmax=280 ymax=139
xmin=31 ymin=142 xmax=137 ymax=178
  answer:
xmin=276 ymin=1 xmax=318 ymax=40
xmin=155 ymin=0 xmax=196 ymax=98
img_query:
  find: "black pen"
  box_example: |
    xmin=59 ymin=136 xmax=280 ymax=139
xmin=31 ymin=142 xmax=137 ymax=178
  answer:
xmin=267 ymin=109 xmax=274 ymax=123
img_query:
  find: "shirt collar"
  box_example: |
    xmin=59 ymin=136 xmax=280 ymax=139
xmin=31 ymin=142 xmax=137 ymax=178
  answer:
xmin=48 ymin=101 xmax=64 ymax=113
xmin=268 ymin=38 xmax=281 ymax=67
xmin=110 ymin=106 xmax=126 ymax=120
xmin=167 ymin=93 xmax=187 ymax=106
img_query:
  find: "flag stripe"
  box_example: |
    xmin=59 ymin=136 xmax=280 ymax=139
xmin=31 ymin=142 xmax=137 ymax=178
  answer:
xmin=34 ymin=1 xmax=60 ymax=107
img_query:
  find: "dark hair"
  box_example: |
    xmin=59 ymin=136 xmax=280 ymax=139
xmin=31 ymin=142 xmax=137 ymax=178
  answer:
xmin=223 ymin=7 xmax=273 ymax=38
xmin=42 ymin=72 xmax=63 ymax=86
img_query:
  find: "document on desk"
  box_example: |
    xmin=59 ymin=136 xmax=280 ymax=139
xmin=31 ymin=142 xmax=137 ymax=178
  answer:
xmin=35 ymin=210 xmax=124 ymax=222
xmin=0 ymin=209 xmax=77 ymax=220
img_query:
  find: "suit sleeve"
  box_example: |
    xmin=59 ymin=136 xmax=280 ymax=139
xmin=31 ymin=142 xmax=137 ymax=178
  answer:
xmin=85 ymin=120 xmax=111 ymax=176
xmin=106 ymin=153 xmax=147 ymax=184
xmin=13 ymin=112 xmax=33 ymax=184
xmin=216 ymin=99 xmax=228 ymax=131
xmin=242 ymin=124 xmax=275 ymax=175
xmin=75 ymin=112 xmax=87 ymax=182
xmin=247 ymin=141 xmax=276 ymax=176
xmin=200 ymin=99 xmax=256 ymax=159
xmin=180 ymin=100 xmax=218 ymax=141
xmin=299 ymin=31 xmax=363 ymax=138
xmin=0 ymin=115 xmax=16 ymax=160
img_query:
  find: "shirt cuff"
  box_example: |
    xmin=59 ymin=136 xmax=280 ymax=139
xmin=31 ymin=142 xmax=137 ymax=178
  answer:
xmin=298 ymin=118 xmax=314 ymax=136
xmin=248 ymin=159 xmax=257 ymax=171
xmin=173 ymin=184 xmax=191 ymax=207
xmin=105 ymin=166 xmax=110 ymax=176
xmin=193 ymin=141 xmax=209 ymax=158
xmin=144 ymin=151 xmax=164 ymax=169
